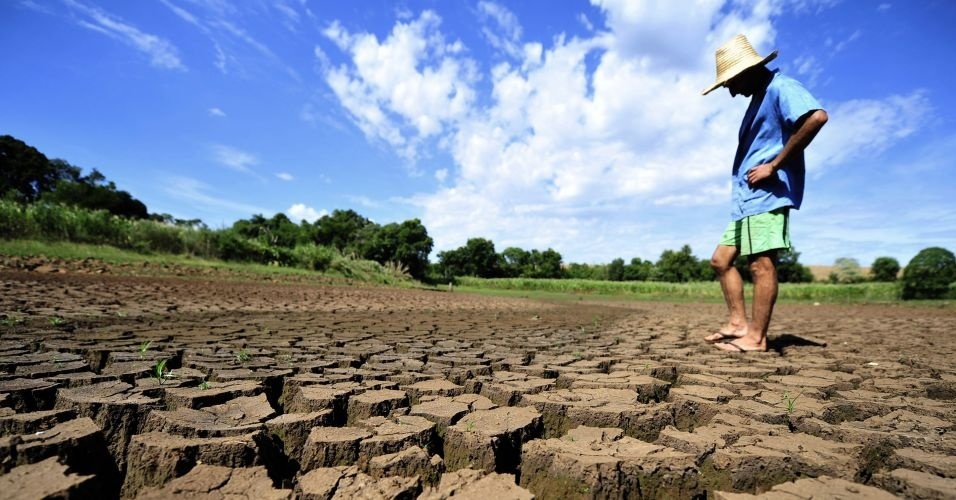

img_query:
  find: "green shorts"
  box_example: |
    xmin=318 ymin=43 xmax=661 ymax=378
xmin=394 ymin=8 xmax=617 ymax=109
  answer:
xmin=719 ymin=208 xmax=791 ymax=256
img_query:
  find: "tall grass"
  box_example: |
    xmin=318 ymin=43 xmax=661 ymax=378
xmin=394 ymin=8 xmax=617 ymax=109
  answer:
xmin=0 ymin=200 xmax=215 ymax=255
xmin=0 ymin=201 xmax=413 ymax=285
xmin=455 ymin=276 xmax=902 ymax=303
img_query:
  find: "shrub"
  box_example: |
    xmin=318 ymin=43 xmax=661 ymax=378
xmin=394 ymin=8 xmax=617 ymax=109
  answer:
xmin=291 ymin=243 xmax=337 ymax=271
xmin=870 ymin=256 xmax=901 ymax=282
xmin=901 ymin=247 xmax=956 ymax=300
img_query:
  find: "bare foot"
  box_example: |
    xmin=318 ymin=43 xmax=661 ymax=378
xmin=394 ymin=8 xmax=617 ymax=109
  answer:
xmin=704 ymin=325 xmax=747 ymax=343
xmin=714 ymin=337 xmax=767 ymax=353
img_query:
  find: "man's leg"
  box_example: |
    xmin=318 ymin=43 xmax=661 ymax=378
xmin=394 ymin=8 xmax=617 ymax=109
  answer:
xmin=706 ymin=244 xmax=748 ymax=341
xmin=716 ymin=250 xmax=776 ymax=351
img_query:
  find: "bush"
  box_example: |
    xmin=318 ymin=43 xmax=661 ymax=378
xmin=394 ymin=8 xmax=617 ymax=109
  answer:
xmin=901 ymin=247 xmax=956 ymax=300
xmin=291 ymin=243 xmax=337 ymax=271
xmin=870 ymin=256 xmax=901 ymax=282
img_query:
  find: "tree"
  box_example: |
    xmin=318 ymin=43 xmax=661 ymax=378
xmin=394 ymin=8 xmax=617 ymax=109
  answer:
xmin=437 ymin=238 xmax=500 ymax=279
xmin=41 ymin=167 xmax=148 ymax=219
xmin=777 ymin=248 xmax=814 ymax=283
xmin=622 ymin=257 xmax=653 ymax=281
xmin=832 ymin=257 xmax=864 ymax=284
xmin=870 ymin=256 xmax=901 ymax=282
xmin=607 ymin=258 xmax=625 ymax=281
xmin=1 ymin=135 xmax=56 ymax=201
xmin=902 ymin=247 xmax=956 ymax=300
xmin=357 ymin=219 xmax=433 ymax=280
xmin=501 ymin=247 xmax=530 ymax=278
xmin=530 ymin=249 xmax=564 ymax=279
xmin=654 ymin=244 xmax=702 ymax=282
xmin=311 ymin=209 xmax=373 ymax=252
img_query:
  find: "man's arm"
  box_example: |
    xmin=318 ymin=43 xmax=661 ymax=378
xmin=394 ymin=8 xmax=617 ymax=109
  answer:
xmin=747 ymin=109 xmax=829 ymax=186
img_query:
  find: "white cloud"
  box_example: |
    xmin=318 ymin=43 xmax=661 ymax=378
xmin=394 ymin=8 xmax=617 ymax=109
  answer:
xmin=288 ymin=203 xmax=326 ymax=222
xmin=323 ymin=2 xmax=932 ymax=263
xmin=348 ymin=196 xmax=381 ymax=208
xmin=275 ymin=172 xmax=294 ymax=181
xmin=478 ymin=1 xmax=523 ymax=59
xmin=66 ymin=0 xmax=185 ymax=70
xmin=808 ymin=91 xmax=931 ymax=176
xmin=163 ymin=176 xmax=270 ymax=217
xmin=318 ymin=11 xmax=478 ymax=161
xmin=208 ymin=107 xmax=226 ymax=117
xmin=211 ymin=144 xmax=260 ymax=177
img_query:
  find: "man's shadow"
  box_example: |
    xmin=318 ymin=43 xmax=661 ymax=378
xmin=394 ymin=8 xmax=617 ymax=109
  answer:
xmin=768 ymin=333 xmax=826 ymax=354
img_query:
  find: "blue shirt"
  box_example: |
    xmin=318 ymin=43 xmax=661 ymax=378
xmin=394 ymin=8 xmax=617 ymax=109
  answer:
xmin=731 ymin=70 xmax=822 ymax=220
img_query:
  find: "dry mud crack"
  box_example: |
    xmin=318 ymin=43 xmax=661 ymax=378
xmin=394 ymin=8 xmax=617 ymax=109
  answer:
xmin=1 ymin=269 xmax=955 ymax=499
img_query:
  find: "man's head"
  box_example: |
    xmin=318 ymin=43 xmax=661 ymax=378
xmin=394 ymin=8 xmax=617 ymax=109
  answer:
xmin=724 ymin=65 xmax=771 ymax=98
xmin=702 ymin=34 xmax=777 ymax=96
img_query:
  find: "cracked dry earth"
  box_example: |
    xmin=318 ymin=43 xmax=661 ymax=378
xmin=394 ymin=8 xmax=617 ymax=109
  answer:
xmin=1 ymin=268 xmax=954 ymax=499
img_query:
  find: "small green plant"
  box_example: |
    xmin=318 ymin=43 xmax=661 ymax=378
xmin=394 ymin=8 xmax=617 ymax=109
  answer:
xmin=235 ymin=348 xmax=251 ymax=364
xmin=198 ymin=378 xmax=211 ymax=390
xmin=642 ymin=361 xmax=651 ymax=373
xmin=138 ymin=340 xmax=152 ymax=359
xmin=153 ymin=359 xmax=170 ymax=385
xmin=52 ymin=354 xmax=64 ymax=368
xmin=49 ymin=316 xmax=67 ymax=326
xmin=572 ymin=351 xmax=583 ymax=360
xmin=782 ymin=391 xmax=802 ymax=415
xmin=465 ymin=419 xmax=475 ymax=432
xmin=0 ymin=315 xmax=25 ymax=327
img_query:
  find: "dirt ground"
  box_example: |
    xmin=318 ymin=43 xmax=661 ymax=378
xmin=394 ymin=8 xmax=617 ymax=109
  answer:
xmin=1 ymin=261 xmax=954 ymax=499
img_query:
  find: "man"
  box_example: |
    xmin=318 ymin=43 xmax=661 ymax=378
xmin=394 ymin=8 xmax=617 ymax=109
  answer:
xmin=702 ymin=34 xmax=828 ymax=352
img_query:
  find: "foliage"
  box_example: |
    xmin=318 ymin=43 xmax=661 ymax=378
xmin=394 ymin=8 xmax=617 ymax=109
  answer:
xmin=623 ymin=258 xmax=654 ymax=281
xmin=607 ymin=258 xmax=625 ymax=281
xmin=2 ymin=135 xmax=147 ymax=217
xmin=291 ymin=243 xmax=338 ymax=271
xmin=654 ymin=245 xmax=705 ymax=283
xmin=500 ymin=247 xmax=563 ymax=279
xmin=902 ymin=247 xmax=956 ymax=300
xmin=1 ymin=135 xmax=62 ymax=202
xmin=776 ymin=248 xmax=814 ymax=283
xmin=310 ymin=209 xmax=373 ymax=252
xmin=830 ymin=257 xmax=865 ymax=284
xmin=355 ymin=219 xmax=433 ymax=280
xmin=40 ymin=169 xmax=147 ymax=219
xmin=870 ymin=256 xmax=901 ymax=282
xmin=153 ymin=359 xmax=170 ymax=385
xmin=437 ymin=237 xmax=501 ymax=279
xmin=455 ymin=276 xmax=903 ymax=303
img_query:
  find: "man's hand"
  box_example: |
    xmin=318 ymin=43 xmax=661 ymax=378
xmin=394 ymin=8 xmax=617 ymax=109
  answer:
xmin=746 ymin=163 xmax=776 ymax=185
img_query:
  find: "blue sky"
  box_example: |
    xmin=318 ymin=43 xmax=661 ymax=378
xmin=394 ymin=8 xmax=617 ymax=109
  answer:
xmin=3 ymin=0 xmax=954 ymax=266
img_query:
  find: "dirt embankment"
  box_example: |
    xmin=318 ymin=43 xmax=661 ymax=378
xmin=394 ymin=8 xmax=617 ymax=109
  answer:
xmin=0 ymin=261 xmax=953 ymax=498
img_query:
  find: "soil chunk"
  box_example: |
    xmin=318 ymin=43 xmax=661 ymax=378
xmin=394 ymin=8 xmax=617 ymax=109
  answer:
xmin=346 ymin=388 xmax=409 ymax=424
xmin=54 ymin=380 xmax=160 ymax=471
xmin=520 ymin=425 xmax=700 ymax=499
xmin=712 ymin=475 xmax=897 ymax=499
xmin=296 ymin=465 xmax=422 ymax=499
xmin=143 ymin=393 xmax=276 ymax=437
xmin=122 ymin=431 xmax=265 ymax=497
xmin=419 ymin=468 xmax=534 ymax=500
xmin=520 ymin=387 xmax=673 ymax=441
xmin=443 ymin=406 xmax=542 ymax=473
xmin=135 ymin=464 xmax=292 ymax=499
xmin=0 ymin=378 xmax=59 ymax=412
xmin=0 ymin=456 xmax=104 ymax=500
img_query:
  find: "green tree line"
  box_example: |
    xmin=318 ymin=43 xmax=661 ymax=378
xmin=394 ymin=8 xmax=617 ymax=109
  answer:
xmin=2 ymin=134 xmax=953 ymax=298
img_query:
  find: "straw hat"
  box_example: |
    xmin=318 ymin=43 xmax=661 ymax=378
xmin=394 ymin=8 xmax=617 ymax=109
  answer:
xmin=702 ymin=34 xmax=777 ymax=95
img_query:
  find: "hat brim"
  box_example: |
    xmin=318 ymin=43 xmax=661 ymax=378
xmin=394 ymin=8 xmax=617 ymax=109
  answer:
xmin=701 ymin=50 xmax=778 ymax=96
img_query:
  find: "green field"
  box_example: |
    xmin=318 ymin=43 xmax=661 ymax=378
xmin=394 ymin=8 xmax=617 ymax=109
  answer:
xmin=454 ymin=276 xmax=904 ymax=303
xmin=2 ymin=239 xmax=943 ymax=305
